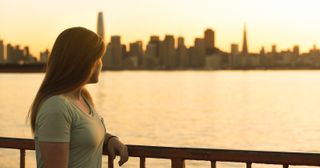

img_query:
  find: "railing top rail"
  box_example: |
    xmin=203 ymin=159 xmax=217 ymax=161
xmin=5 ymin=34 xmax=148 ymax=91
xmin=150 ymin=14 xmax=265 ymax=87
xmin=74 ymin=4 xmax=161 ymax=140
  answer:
xmin=122 ymin=145 xmax=320 ymax=165
xmin=1 ymin=137 xmax=320 ymax=166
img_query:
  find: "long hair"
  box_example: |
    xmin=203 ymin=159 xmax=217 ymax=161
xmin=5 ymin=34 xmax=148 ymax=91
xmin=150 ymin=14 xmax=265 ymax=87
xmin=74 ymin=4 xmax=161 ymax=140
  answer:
xmin=28 ymin=27 xmax=106 ymax=133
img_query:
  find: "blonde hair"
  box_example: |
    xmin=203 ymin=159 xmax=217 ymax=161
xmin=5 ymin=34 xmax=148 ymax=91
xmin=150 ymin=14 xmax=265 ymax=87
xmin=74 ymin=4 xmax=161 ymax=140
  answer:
xmin=28 ymin=27 xmax=106 ymax=132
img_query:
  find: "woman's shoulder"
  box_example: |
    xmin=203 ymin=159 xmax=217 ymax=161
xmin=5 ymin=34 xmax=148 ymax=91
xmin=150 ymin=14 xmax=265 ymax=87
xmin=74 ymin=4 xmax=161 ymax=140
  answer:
xmin=42 ymin=94 xmax=68 ymax=105
xmin=36 ymin=95 xmax=74 ymax=130
xmin=39 ymin=94 xmax=70 ymax=113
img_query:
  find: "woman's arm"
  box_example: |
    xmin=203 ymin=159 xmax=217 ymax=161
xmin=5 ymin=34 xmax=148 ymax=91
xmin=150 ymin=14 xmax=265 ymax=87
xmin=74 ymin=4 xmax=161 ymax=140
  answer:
xmin=39 ymin=142 xmax=69 ymax=168
xmin=105 ymin=132 xmax=129 ymax=166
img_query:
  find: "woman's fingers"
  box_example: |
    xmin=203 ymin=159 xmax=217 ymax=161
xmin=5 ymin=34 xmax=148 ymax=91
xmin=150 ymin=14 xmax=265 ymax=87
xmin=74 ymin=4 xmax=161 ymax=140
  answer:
xmin=118 ymin=145 xmax=129 ymax=166
xmin=108 ymin=139 xmax=129 ymax=166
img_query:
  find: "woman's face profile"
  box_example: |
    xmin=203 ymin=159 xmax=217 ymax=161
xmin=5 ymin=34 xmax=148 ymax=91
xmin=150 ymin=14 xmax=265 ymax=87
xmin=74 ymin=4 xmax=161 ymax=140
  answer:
xmin=87 ymin=58 xmax=103 ymax=84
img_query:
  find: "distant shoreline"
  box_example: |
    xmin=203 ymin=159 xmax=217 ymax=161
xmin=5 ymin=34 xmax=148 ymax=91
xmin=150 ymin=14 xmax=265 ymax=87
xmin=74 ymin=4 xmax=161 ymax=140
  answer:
xmin=1 ymin=63 xmax=320 ymax=73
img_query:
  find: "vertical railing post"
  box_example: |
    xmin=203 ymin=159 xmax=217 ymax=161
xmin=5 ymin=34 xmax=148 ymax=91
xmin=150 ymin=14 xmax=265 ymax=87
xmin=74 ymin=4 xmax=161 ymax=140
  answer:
xmin=246 ymin=162 xmax=252 ymax=168
xmin=20 ymin=149 xmax=25 ymax=168
xmin=211 ymin=161 xmax=216 ymax=168
xmin=283 ymin=165 xmax=289 ymax=168
xmin=108 ymin=155 xmax=114 ymax=168
xmin=171 ymin=158 xmax=185 ymax=168
xmin=140 ymin=157 xmax=146 ymax=168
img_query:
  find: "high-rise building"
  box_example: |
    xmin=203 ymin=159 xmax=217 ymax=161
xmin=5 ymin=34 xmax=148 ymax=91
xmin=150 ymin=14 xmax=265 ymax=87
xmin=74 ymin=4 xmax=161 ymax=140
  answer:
xmin=97 ymin=12 xmax=105 ymax=42
xmin=150 ymin=36 xmax=160 ymax=42
xmin=6 ymin=44 xmax=14 ymax=62
xmin=7 ymin=44 xmax=22 ymax=63
xmin=242 ymin=25 xmax=248 ymax=55
xmin=23 ymin=46 xmax=36 ymax=63
xmin=191 ymin=38 xmax=205 ymax=68
xmin=230 ymin=44 xmax=239 ymax=67
xmin=104 ymin=43 xmax=112 ymax=69
xmin=260 ymin=47 xmax=265 ymax=55
xmin=148 ymin=36 xmax=161 ymax=58
xmin=145 ymin=43 xmax=157 ymax=58
xmin=129 ymin=41 xmax=143 ymax=66
xmin=204 ymin=29 xmax=215 ymax=51
xmin=129 ymin=41 xmax=143 ymax=57
xmin=272 ymin=45 xmax=277 ymax=54
xmin=97 ymin=12 xmax=108 ymax=69
xmin=103 ymin=36 xmax=123 ymax=69
xmin=159 ymin=35 xmax=176 ymax=69
xmin=40 ymin=49 xmax=50 ymax=63
xmin=15 ymin=45 xmax=23 ymax=62
xmin=177 ymin=37 xmax=184 ymax=48
xmin=177 ymin=37 xmax=188 ymax=68
xmin=24 ymin=46 xmax=29 ymax=57
xmin=293 ymin=45 xmax=300 ymax=56
xmin=231 ymin=44 xmax=239 ymax=56
xmin=111 ymin=36 xmax=123 ymax=69
xmin=0 ymin=40 xmax=4 ymax=62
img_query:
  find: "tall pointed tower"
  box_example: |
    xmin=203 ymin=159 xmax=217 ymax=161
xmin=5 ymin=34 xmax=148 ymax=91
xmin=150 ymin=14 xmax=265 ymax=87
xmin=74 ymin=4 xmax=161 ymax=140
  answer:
xmin=97 ymin=12 xmax=105 ymax=42
xmin=97 ymin=12 xmax=108 ymax=70
xmin=242 ymin=25 xmax=248 ymax=55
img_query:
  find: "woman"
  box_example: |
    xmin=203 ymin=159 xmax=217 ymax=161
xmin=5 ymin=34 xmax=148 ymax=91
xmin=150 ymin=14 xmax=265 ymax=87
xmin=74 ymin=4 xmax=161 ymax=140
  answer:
xmin=28 ymin=27 xmax=128 ymax=168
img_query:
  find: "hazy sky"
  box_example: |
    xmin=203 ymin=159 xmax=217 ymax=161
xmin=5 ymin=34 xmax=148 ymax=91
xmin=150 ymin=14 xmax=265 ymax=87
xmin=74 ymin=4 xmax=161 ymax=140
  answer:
xmin=1 ymin=0 xmax=320 ymax=57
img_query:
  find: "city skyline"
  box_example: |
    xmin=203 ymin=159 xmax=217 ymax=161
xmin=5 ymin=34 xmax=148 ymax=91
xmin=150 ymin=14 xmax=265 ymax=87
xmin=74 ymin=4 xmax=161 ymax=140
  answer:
xmin=0 ymin=23 xmax=319 ymax=61
xmin=1 ymin=0 xmax=320 ymax=56
xmin=2 ymin=14 xmax=320 ymax=71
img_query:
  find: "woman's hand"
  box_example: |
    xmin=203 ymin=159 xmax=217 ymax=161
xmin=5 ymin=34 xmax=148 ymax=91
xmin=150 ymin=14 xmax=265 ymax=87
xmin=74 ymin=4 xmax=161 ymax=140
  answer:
xmin=107 ymin=137 xmax=129 ymax=166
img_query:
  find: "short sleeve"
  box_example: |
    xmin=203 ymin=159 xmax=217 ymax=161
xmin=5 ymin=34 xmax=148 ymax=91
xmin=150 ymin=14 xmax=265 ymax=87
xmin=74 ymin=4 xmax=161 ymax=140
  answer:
xmin=35 ymin=96 xmax=72 ymax=142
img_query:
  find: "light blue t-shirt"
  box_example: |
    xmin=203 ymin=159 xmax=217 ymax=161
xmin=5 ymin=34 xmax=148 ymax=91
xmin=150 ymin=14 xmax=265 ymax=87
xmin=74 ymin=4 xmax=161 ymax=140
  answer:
xmin=34 ymin=94 xmax=106 ymax=168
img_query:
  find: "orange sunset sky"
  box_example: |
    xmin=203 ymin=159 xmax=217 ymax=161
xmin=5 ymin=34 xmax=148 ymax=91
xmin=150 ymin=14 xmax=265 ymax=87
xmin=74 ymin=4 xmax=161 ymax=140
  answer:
xmin=0 ymin=0 xmax=320 ymax=58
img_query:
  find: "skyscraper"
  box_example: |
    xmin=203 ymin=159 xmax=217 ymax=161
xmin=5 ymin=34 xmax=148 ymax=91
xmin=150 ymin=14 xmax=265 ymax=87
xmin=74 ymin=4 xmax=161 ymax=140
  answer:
xmin=97 ymin=12 xmax=105 ymax=42
xmin=149 ymin=36 xmax=161 ymax=58
xmin=143 ymin=36 xmax=161 ymax=68
xmin=259 ymin=47 xmax=266 ymax=67
xmin=177 ymin=37 xmax=184 ymax=48
xmin=242 ymin=25 xmax=248 ymax=55
xmin=40 ymin=49 xmax=50 ymax=63
xmin=259 ymin=47 xmax=265 ymax=56
xmin=6 ymin=44 xmax=14 ymax=62
xmin=0 ymin=40 xmax=4 ymax=62
xmin=191 ymin=38 xmax=205 ymax=68
xmin=97 ymin=12 xmax=108 ymax=69
xmin=103 ymin=36 xmax=123 ymax=69
xmin=293 ymin=45 xmax=300 ymax=56
xmin=272 ymin=45 xmax=277 ymax=54
xmin=177 ymin=37 xmax=188 ymax=68
xmin=24 ymin=46 xmax=30 ymax=57
xmin=231 ymin=44 xmax=239 ymax=56
xmin=230 ymin=44 xmax=239 ymax=67
xmin=160 ymin=35 xmax=176 ymax=69
xmin=15 ymin=45 xmax=23 ymax=62
xmin=111 ymin=36 xmax=123 ymax=68
xmin=146 ymin=43 xmax=157 ymax=58
xmin=204 ymin=29 xmax=215 ymax=50
xmin=129 ymin=41 xmax=143 ymax=57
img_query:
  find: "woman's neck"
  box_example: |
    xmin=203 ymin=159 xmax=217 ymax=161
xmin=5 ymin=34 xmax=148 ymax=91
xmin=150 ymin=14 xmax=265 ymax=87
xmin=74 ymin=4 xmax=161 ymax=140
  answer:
xmin=63 ymin=88 xmax=83 ymax=101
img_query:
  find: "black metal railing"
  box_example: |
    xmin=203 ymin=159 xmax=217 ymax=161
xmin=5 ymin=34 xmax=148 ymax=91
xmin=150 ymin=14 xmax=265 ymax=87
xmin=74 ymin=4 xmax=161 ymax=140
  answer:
xmin=1 ymin=137 xmax=320 ymax=168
